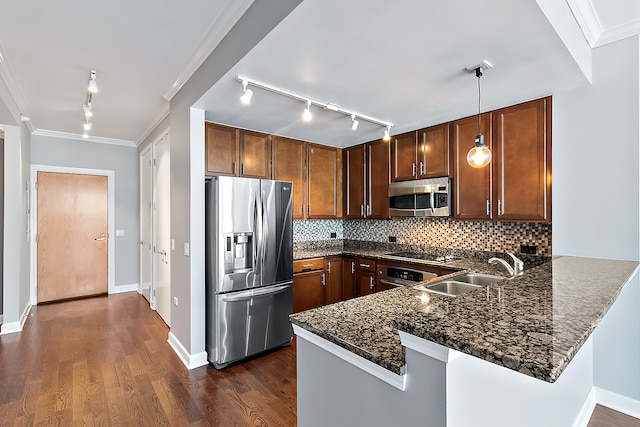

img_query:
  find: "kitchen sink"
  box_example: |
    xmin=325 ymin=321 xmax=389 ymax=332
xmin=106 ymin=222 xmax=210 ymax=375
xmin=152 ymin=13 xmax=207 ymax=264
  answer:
xmin=414 ymin=272 xmax=506 ymax=296
xmin=419 ymin=281 xmax=482 ymax=296
xmin=453 ymin=273 xmax=505 ymax=286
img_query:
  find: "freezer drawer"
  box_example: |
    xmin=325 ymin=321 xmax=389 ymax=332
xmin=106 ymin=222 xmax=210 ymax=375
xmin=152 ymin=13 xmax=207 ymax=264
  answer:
xmin=207 ymin=283 xmax=293 ymax=369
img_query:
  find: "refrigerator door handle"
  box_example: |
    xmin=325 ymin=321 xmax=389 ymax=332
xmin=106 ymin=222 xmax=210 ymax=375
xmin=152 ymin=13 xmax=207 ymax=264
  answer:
xmin=221 ymin=284 xmax=291 ymax=302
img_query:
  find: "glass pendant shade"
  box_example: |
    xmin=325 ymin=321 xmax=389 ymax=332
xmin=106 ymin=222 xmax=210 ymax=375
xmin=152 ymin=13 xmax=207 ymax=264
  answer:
xmin=467 ymin=134 xmax=492 ymax=168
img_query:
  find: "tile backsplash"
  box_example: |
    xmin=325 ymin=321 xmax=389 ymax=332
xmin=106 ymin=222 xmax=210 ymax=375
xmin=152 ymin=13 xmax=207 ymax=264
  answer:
xmin=293 ymin=218 xmax=551 ymax=256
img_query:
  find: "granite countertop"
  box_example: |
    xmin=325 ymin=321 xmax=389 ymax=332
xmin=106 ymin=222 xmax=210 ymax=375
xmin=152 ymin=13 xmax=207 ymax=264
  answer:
xmin=290 ymin=254 xmax=638 ymax=382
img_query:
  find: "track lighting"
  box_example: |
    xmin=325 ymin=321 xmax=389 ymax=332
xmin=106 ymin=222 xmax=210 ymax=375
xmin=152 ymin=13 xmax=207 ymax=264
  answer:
xmin=240 ymin=80 xmax=253 ymax=104
xmin=83 ymin=120 xmax=92 ymax=131
xmin=236 ymin=75 xmax=392 ymax=136
xmin=82 ymin=132 xmax=89 ymax=139
xmin=302 ymin=100 xmax=312 ymax=122
xmin=466 ymin=61 xmax=492 ymax=168
xmin=88 ymin=70 xmax=97 ymax=93
xmin=383 ymin=126 xmax=391 ymax=142
xmin=351 ymin=114 xmax=359 ymax=131
xmin=83 ymin=103 xmax=93 ymax=118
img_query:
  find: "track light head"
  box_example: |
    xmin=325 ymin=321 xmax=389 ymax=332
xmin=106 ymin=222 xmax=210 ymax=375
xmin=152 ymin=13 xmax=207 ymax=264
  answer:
xmin=383 ymin=126 xmax=391 ymax=142
xmin=88 ymin=70 xmax=97 ymax=93
xmin=351 ymin=114 xmax=359 ymax=131
xmin=82 ymin=132 xmax=89 ymax=139
xmin=83 ymin=103 xmax=93 ymax=118
xmin=302 ymin=100 xmax=312 ymax=122
xmin=83 ymin=121 xmax=92 ymax=130
xmin=240 ymin=80 xmax=253 ymax=104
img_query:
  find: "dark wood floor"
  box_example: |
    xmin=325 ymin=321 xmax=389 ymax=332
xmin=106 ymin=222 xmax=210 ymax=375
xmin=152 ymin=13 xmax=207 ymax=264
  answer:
xmin=1 ymin=293 xmax=638 ymax=427
xmin=0 ymin=293 xmax=297 ymax=426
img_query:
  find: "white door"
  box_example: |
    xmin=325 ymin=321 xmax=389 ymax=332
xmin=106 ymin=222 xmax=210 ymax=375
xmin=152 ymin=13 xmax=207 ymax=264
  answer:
xmin=154 ymin=134 xmax=171 ymax=326
xmin=139 ymin=147 xmax=153 ymax=305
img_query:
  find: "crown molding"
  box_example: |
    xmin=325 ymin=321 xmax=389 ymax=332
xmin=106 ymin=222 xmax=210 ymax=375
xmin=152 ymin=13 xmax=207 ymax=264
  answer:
xmin=135 ymin=103 xmax=170 ymax=146
xmin=33 ymin=128 xmax=136 ymax=147
xmin=162 ymin=0 xmax=254 ymax=101
xmin=567 ymin=0 xmax=640 ymax=47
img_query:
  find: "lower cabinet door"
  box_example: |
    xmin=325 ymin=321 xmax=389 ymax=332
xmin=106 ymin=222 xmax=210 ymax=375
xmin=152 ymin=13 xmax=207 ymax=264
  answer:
xmin=357 ymin=271 xmax=376 ymax=296
xmin=293 ymin=270 xmax=326 ymax=313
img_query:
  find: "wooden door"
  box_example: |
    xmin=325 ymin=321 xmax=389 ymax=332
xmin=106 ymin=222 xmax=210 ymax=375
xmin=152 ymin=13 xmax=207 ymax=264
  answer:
xmin=273 ymin=136 xmax=306 ymax=219
xmin=342 ymin=257 xmax=357 ymax=300
xmin=205 ymin=122 xmax=237 ymax=176
xmin=493 ymin=98 xmax=551 ymax=222
xmin=345 ymin=144 xmax=366 ymax=218
xmin=37 ymin=172 xmax=108 ymax=302
xmin=325 ymin=256 xmax=343 ymax=304
xmin=139 ymin=147 xmax=153 ymax=303
xmin=367 ymin=140 xmax=390 ymax=219
xmin=391 ymin=131 xmax=417 ymax=182
xmin=307 ymin=144 xmax=339 ymax=218
xmin=420 ymin=123 xmax=450 ymax=178
xmin=240 ymin=130 xmax=271 ymax=178
xmin=452 ymin=114 xmax=493 ymax=220
xmin=293 ymin=270 xmax=325 ymax=313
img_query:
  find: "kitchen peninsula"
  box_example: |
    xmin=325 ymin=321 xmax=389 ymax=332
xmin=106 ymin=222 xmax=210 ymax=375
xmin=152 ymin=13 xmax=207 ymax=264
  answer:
xmin=290 ymin=250 xmax=639 ymax=427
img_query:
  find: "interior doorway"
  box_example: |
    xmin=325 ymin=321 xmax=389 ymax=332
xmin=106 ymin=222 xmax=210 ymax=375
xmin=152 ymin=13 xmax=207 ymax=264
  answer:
xmin=36 ymin=171 xmax=108 ymax=302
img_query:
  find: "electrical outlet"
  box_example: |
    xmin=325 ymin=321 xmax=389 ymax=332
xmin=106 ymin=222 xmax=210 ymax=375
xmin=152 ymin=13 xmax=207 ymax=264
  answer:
xmin=521 ymin=245 xmax=537 ymax=255
xmin=330 ymin=232 xmax=337 ymax=238
xmin=388 ymin=236 xmax=397 ymax=243
xmin=174 ymin=297 xmax=179 ymax=306
xmin=184 ymin=243 xmax=190 ymax=256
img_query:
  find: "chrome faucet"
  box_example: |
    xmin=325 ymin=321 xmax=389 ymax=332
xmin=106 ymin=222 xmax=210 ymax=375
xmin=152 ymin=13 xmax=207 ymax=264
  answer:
xmin=488 ymin=252 xmax=524 ymax=277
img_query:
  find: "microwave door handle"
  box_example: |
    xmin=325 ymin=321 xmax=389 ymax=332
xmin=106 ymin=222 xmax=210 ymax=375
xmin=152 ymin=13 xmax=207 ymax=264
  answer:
xmin=430 ymin=190 xmax=436 ymax=214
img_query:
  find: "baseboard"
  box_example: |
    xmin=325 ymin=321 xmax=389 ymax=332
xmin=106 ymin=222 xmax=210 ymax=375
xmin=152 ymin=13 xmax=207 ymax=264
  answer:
xmin=167 ymin=331 xmax=209 ymax=370
xmin=111 ymin=283 xmax=139 ymax=294
xmin=594 ymin=386 xmax=640 ymax=420
xmin=0 ymin=303 xmax=32 ymax=335
xmin=574 ymin=387 xmax=598 ymax=427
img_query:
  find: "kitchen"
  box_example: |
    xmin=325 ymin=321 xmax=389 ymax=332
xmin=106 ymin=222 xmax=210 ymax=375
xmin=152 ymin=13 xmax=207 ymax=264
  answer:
xmin=1 ymin=0 xmax=639 ymax=426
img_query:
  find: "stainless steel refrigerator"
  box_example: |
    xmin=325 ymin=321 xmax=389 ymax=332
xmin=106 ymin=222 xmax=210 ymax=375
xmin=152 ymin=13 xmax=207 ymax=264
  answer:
xmin=205 ymin=176 xmax=294 ymax=369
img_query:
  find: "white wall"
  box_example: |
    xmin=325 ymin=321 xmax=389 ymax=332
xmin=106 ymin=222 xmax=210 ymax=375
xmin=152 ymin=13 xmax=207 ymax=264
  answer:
xmin=553 ymin=36 xmax=640 ymax=261
xmin=2 ymin=124 xmax=31 ymax=333
xmin=30 ymin=135 xmax=140 ymax=289
xmin=553 ymin=36 xmax=640 ymax=403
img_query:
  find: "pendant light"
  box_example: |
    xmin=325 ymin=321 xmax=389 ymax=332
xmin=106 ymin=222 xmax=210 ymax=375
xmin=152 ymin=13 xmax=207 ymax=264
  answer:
xmin=466 ymin=63 xmax=492 ymax=168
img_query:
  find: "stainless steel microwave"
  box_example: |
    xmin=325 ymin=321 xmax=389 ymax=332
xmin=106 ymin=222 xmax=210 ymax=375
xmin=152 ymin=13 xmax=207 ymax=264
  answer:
xmin=388 ymin=177 xmax=451 ymax=217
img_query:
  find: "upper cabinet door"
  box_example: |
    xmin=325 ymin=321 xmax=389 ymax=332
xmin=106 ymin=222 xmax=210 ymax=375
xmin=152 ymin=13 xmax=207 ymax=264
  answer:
xmin=493 ymin=98 xmax=551 ymax=222
xmin=367 ymin=140 xmax=390 ymax=219
xmin=205 ymin=123 xmax=238 ymax=176
xmin=239 ymin=130 xmax=272 ymax=179
xmin=452 ymin=114 xmax=493 ymax=220
xmin=345 ymin=144 xmax=366 ymax=219
xmin=391 ymin=131 xmax=418 ymax=182
xmin=273 ymin=136 xmax=307 ymax=220
xmin=419 ymin=123 xmax=450 ymax=178
xmin=307 ymin=143 xmax=341 ymax=219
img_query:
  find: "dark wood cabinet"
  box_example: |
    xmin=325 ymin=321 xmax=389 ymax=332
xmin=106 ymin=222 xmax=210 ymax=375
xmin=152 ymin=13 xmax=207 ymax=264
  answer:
xmin=391 ymin=131 xmax=418 ymax=182
xmin=239 ymin=130 xmax=271 ymax=178
xmin=452 ymin=114 xmax=493 ymax=220
xmin=452 ymin=97 xmax=551 ymax=222
xmin=345 ymin=145 xmax=366 ymax=218
xmin=273 ymin=136 xmax=306 ymax=219
xmin=325 ymin=256 xmax=343 ymax=304
xmin=493 ymin=98 xmax=551 ymax=222
xmin=205 ymin=123 xmax=271 ymax=179
xmin=356 ymin=258 xmax=376 ymax=296
xmin=293 ymin=258 xmax=325 ymax=313
xmin=345 ymin=141 xmax=390 ymax=219
xmin=307 ymin=143 xmax=343 ymax=219
xmin=419 ymin=123 xmax=450 ymax=178
xmin=391 ymin=125 xmax=450 ymax=182
xmin=205 ymin=122 xmax=237 ymax=176
xmin=342 ymin=257 xmax=357 ymax=300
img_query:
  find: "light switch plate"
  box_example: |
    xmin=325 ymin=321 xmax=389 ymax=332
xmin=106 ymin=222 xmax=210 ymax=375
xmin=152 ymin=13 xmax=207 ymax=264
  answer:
xmin=173 ymin=297 xmax=179 ymax=306
xmin=184 ymin=243 xmax=190 ymax=256
xmin=116 ymin=229 xmax=125 ymax=237
xmin=171 ymin=239 xmax=175 ymax=251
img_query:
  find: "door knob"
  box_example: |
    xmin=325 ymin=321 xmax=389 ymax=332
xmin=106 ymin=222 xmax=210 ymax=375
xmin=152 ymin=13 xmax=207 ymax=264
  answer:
xmin=94 ymin=233 xmax=106 ymax=241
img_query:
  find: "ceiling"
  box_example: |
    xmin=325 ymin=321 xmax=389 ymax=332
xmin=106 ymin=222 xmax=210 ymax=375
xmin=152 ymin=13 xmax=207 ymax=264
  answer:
xmin=0 ymin=0 xmax=638 ymax=147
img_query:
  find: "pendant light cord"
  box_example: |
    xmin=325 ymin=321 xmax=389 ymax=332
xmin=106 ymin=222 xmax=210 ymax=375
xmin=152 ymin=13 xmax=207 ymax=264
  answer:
xmin=476 ymin=67 xmax=482 ymax=135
